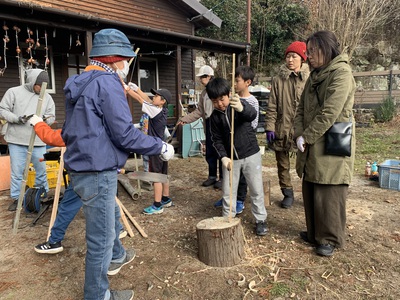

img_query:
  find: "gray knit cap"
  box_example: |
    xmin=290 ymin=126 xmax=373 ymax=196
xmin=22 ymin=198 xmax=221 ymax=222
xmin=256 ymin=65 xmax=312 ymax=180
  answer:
xmin=35 ymin=71 xmax=49 ymax=86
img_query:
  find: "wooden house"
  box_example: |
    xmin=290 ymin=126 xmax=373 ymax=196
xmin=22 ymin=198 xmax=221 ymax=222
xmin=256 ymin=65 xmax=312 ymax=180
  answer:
xmin=0 ymin=0 xmax=248 ymax=133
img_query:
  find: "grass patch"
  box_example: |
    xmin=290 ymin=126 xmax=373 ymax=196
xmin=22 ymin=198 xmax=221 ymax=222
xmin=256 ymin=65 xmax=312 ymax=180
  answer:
xmin=291 ymin=274 xmax=309 ymax=290
xmin=270 ymin=282 xmax=291 ymax=297
xmin=354 ymin=123 xmax=400 ymax=171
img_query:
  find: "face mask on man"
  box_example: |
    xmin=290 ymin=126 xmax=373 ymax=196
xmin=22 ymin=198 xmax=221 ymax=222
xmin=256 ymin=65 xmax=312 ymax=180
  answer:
xmin=115 ymin=60 xmax=130 ymax=79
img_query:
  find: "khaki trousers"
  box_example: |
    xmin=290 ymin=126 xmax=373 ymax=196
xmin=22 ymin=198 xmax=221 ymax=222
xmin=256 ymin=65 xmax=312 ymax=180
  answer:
xmin=275 ymin=151 xmax=292 ymax=189
xmin=302 ymin=180 xmax=348 ymax=248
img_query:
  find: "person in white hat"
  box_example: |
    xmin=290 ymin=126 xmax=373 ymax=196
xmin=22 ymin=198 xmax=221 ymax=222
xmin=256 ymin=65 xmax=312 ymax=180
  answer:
xmin=178 ymin=65 xmax=223 ymax=189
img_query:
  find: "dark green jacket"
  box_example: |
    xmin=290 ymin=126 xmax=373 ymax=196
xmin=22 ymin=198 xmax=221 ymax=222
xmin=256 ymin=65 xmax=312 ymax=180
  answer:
xmin=294 ymin=54 xmax=356 ymax=184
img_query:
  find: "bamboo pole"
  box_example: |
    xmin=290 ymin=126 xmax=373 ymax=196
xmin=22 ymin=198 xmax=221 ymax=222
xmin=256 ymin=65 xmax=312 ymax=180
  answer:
xmin=13 ymin=82 xmax=47 ymax=234
xmin=46 ymin=147 xmax=66 ymax=240
xmin=229 ymin=54 xmax=236 ymax=223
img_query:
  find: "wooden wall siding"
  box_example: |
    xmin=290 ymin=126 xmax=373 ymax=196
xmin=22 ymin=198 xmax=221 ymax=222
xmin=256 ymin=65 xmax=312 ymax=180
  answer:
xmin=22 ymin=0 xmax=194 ymax=35
xmin=0 ymin=60 xmax=20 ymax=98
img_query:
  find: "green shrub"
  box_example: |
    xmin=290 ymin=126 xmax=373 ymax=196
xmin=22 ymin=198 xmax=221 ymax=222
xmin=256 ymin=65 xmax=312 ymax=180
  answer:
xmin=374 ymin=96 xmax=396 ymax=122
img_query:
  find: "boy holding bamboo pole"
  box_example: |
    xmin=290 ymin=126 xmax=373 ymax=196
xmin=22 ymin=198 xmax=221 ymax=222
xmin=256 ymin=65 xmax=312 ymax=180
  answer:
xmin=207 ymin=78 xmax=268 ymax=236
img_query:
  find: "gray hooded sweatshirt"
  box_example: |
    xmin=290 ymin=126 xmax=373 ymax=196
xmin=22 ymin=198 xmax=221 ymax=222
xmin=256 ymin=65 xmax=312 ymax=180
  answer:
xmin=0 ymin=69 xmax=55 ymax=146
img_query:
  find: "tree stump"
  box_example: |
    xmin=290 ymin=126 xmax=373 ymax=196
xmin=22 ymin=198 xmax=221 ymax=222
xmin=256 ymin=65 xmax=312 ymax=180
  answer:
xmin=196 ymin=217 xmax=245 ymax=267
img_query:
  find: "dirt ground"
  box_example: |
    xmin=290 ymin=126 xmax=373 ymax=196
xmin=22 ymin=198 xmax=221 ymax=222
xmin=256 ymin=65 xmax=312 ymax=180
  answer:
xmin=1 ymin=143 xmax=400 ymax=300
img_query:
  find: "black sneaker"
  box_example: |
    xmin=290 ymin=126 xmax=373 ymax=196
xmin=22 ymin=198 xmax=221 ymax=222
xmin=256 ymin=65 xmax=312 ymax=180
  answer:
xmin=316 ymin=244 xmax=335 ymax=257
xmin=202 ymin=178 xmax=216 ymax=187
xmin=213 ymin=180 xmax=222 ymax=190
xmin=8 ymin=200 xmax=18 ymax=211
xmin=110 ymin=290 xmax=134 ymax=300
xmin=108 ymin=249 xmax=136 ymax=276
xmin=255 ymin=221 xmax=268 ymax=236
xmin=34 ymin=241 xmax=63 ymax=254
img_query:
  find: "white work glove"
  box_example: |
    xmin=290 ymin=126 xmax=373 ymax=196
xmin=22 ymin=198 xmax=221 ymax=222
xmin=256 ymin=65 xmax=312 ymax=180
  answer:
xmin=296 ymin=136 xmax=306 ymax=152
xmin=221 ymin=157 xmax=232 ymax=171
xmin=29 ymin=114 xmax=43 ymax=126
xmin=230 ymin=94 xmax=243 ymax=112
xmin=128 ymin=82 xmax=139 ymax=92
xmin=160 ymin=142 xmax=175 ymax=161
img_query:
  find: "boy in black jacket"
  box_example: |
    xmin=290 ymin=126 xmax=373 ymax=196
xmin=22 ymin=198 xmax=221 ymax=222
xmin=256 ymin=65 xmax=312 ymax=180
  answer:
xmin=207 ymin=78 xmax=268 ymax=236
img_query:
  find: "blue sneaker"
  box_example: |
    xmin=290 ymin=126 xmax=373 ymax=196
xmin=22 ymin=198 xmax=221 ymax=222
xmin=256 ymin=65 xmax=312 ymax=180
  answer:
xmin=236 ymin=201 xmax=245 ymax=214
xmin=143 ymin=205 xmax=164 ymax=215
xmin=214 ymin=198 xmax=223 ymax=208
xmin=161 ymin=197 xmax=172 ymax=208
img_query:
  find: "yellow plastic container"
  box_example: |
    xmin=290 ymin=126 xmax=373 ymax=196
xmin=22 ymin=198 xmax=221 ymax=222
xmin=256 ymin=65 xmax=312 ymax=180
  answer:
xmin=27 ymin=161 xmax=67 ymax=189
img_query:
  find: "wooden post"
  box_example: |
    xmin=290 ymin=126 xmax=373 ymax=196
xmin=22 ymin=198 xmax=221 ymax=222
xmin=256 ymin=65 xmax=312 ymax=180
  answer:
xmin=196 ymin=217 xmax=245 ymax=267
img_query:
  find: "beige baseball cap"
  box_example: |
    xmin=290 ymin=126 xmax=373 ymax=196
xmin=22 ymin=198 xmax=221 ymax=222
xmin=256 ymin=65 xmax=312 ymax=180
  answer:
xmin=196 ymin=65 xmax=214 ymax=77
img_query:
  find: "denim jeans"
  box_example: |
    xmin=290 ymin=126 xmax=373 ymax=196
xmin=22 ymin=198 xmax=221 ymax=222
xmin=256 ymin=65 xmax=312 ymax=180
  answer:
xmin=70 ymin=170 xmax=125 ymax=300
xmin=8 ymin=143 xmax=49 ymax=199
xmin=49 ymin=185 xmax=124 ymax=247
xmin=48 ymin=185 xmax=82 ymax=244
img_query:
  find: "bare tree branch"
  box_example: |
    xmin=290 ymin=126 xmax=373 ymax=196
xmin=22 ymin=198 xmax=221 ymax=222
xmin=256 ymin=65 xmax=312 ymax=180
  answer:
xmin=306 ymin=0 xmax=400 ymax=59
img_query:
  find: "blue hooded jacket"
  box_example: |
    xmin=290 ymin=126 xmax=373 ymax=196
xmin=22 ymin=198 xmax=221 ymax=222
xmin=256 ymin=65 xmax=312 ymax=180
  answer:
xmin=61 ymin=69 xmax=163 ymax=172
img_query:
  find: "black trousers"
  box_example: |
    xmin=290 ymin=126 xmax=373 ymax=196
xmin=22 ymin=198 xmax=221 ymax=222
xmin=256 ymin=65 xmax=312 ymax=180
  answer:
xmin=205 ymin=118 xmax=222 ymax=180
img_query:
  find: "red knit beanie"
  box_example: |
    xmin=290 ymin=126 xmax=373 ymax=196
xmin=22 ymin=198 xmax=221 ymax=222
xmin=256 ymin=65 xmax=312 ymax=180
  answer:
xmin=92 ymin=56 xmax=129 ymax=64
xmin=285 ymin=41 xmax=307 ymax=61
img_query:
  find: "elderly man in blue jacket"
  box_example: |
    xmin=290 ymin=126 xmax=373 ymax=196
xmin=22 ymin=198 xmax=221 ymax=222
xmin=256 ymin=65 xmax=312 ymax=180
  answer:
xmin=61 ymin=28 xmax=174 ymax=300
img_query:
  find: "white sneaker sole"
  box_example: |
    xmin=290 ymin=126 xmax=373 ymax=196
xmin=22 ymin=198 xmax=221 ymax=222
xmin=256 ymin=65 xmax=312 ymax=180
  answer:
xmin=142 ymin=208 xmax=164 ymax=215
xmin=34 ymin=246 xmax=64 ymax=254
xmin=162 ymin=201 xmax=172 ymax=208
xmin=119 ymin=230 xmax=128 ymax=239
xmin=108 ymin=250 xmax=136 ymax=276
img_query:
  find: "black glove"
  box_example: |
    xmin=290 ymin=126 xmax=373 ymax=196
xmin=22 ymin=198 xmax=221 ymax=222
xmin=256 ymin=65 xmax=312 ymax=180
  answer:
xmin=18 ymin=115 xmax=29 ymax=124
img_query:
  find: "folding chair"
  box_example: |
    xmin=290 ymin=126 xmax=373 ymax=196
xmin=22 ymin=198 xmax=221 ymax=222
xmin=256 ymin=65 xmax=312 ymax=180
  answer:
xmin=188 ymin=118 xmax=205 ymax=157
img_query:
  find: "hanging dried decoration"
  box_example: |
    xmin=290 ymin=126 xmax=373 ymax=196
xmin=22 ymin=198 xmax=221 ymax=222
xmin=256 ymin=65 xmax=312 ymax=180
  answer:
xmin=13 ymin=25 xmax=21 ymax=78
xmin=35 ymin=28 xmax=40 ymax=49
xmin=76 ymin=33 xmax=81 ymax=47
xmin=26 ymin=27 xmax=36 ymax=65
xmin=1 ymin=24 xmax=9 ymax=76
xmin=44 ymin=30 xmax=49 ymax=71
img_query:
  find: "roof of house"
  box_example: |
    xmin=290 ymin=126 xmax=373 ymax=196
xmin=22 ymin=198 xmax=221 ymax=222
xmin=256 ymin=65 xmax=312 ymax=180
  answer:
xmin=170 ymin=0 xmax=222 ymax=28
